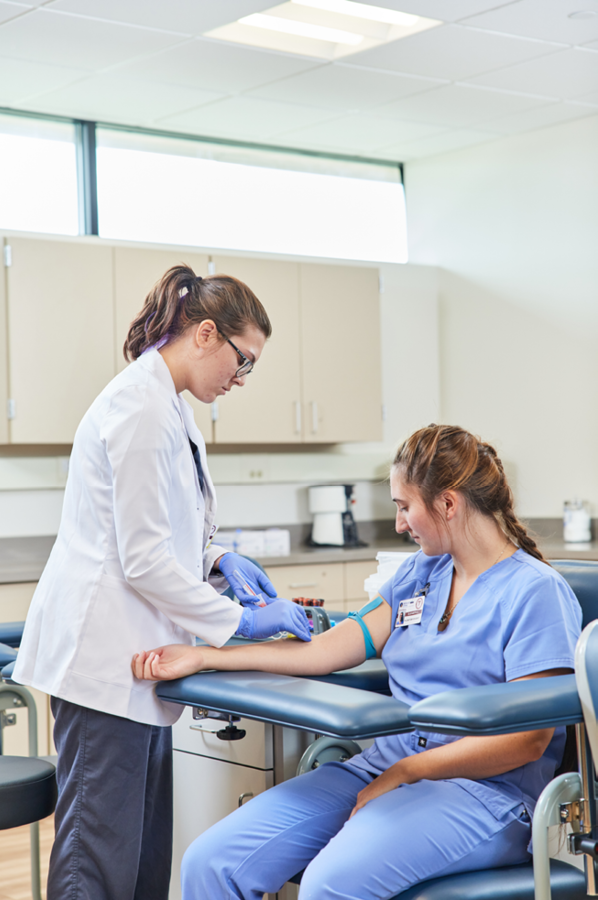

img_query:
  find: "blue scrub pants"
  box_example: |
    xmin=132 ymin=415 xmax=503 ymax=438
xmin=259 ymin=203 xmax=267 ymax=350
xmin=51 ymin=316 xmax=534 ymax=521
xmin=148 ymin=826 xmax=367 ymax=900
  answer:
xmin=181 ymin=762 xmax=531 ymax=900
xmin=48 ymin=697 xmax=173 ymax=900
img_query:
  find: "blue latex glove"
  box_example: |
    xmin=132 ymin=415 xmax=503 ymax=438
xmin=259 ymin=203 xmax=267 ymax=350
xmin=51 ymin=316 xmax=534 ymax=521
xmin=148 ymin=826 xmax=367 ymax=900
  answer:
xmin=218 ymin=553 xmax=277 ymax=607
xmin=236 ymin=599 xmax=311 ymax=642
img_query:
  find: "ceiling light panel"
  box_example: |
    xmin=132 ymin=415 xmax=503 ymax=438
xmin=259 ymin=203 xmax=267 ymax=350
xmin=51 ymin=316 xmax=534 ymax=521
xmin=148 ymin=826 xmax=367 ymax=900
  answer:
xmin=205 ymin=0 xmax=441 ymax=60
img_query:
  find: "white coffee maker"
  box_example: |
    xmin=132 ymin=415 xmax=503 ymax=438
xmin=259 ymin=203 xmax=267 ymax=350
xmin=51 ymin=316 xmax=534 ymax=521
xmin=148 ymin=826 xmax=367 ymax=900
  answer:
xmin=307 ymin=484 xmax=365 ymax=547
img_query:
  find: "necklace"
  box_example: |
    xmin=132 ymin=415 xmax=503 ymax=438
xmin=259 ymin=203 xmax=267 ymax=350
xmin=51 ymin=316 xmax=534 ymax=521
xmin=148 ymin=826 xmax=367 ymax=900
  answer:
xmin=437 ymin=537 xmax=511 ymax=632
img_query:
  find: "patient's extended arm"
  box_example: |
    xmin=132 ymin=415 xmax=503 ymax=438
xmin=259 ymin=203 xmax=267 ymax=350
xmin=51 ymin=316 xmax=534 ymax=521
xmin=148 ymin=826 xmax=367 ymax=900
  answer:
xmin=132 ymin=599 xmax=392 ymax=682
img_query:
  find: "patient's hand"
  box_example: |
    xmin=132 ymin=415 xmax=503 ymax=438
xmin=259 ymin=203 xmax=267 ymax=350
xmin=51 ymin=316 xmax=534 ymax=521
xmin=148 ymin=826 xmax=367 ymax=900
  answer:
xmin=132 ymin=644 xmax=204 ymax=681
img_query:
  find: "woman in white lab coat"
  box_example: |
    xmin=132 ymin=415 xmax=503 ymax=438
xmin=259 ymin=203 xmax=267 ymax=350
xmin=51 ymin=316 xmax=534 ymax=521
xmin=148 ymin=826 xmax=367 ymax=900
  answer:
xmin=13 ymin=265 xmax=309 ymax=900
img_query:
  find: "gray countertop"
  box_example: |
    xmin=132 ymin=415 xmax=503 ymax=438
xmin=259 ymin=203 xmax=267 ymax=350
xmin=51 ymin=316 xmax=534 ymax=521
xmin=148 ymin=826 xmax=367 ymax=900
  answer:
xmin=1 ymin=530 xmax=597 ymax=585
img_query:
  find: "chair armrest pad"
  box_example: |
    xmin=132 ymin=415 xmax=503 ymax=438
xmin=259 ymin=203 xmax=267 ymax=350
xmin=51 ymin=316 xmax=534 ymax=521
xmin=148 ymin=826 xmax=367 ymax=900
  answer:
xmin=156 ymin=670 xmax=410 ymax=739
xmin=409 ymin=674 xmax=581 ymax=735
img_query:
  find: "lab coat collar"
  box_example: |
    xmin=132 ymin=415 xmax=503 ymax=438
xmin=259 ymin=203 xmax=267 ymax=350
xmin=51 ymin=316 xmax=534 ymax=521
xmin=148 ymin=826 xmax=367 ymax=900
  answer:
xmin=136 ymin=347 xmax=178 ymax=399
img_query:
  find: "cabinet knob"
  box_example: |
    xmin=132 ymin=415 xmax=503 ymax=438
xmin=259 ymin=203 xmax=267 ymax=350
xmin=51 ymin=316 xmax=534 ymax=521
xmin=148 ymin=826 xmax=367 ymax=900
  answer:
xmin=238 ymin=792 xmax=254 ymax=807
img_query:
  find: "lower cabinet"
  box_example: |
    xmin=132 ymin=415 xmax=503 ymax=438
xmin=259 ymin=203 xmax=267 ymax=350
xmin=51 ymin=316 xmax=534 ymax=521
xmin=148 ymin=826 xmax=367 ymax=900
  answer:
xmin=265 ymin=559 xmax=376 ymax=614
xmin=170 ymin=707 xmax=274 ymax=900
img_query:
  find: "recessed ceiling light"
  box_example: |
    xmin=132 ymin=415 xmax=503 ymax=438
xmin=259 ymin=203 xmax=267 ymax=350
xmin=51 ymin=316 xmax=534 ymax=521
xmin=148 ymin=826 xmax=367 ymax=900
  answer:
xmin=568 ymin=9 xmax=598 ymax=18
xmin=238 ymin=12 xmax=364 ymax=45
xmin=205 ymin=1 xmax=441 ymax=60
xmin=292 ymin=0 xmax=419 ymax=27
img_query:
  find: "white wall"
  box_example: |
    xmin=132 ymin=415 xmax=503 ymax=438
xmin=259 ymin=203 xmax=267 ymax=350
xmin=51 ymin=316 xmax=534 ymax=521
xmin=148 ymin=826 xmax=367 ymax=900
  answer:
xmin=406 ymin=113 xmax=598 ymax=517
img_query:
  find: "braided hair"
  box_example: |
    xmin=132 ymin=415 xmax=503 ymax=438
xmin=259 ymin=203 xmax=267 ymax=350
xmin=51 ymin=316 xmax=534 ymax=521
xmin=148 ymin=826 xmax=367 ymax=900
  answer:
xmin=393 ymin=424 xmax=548 ymax=564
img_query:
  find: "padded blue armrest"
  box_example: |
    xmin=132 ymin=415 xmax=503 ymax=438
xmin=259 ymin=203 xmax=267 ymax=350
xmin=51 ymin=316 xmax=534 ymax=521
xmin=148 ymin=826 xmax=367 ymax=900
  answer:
xmin=0 ymin=621 xmax=24 ymax=648
xmin=1 ymin=659 xmax=16 ymax=681
xmin=156 ymin=670 xmax=411 ymax=739
xmin=0 ymin=643 xmax=17 ymax=668
xmin=309 ymin=659 xmax=390 ymax=694
xmin=409 ymin=675 xmax=581 ymax=736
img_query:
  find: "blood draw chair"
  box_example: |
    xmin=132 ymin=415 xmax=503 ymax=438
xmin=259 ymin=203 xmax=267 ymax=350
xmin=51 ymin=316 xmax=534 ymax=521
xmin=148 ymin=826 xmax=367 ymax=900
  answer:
xmin=150 ymin=560 xmax=598 ymax=900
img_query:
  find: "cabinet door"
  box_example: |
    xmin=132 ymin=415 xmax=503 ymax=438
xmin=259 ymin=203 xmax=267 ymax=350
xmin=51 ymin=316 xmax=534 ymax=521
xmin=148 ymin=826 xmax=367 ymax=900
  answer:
xmin=0 ymin=240 xmax=8 ymax=444
xmin=211 ymin=256 xmax=302 ymax=444
xmin=299 ymin=264 xmax=382 ymax=443
xmin=344 ymin=560 xmax=377 ymax=611
xmin=113 ymin=246 xmax=213 ymax=440
xmin=171 ymin=750 xmax=272 ymax=900
xmin=265 ymin=563 xmax=344 ymax=603
xmin=6 ymin=238 xmax=115 ymax=444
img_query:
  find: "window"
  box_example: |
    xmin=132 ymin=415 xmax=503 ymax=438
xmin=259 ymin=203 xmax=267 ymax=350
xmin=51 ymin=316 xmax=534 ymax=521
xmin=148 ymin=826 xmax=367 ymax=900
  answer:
xmin=0 ymin=113 xmax=78 ymax=236
xmin=96 ymin=128 xmax=407 ymax=263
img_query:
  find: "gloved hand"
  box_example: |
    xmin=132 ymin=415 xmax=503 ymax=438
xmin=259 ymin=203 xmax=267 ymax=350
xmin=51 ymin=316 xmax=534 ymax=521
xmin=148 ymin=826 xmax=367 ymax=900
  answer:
xmin=236 ymin=599 xmax=311 ymax=642
xmin=218 ymin=553 xmax=278 ymax=607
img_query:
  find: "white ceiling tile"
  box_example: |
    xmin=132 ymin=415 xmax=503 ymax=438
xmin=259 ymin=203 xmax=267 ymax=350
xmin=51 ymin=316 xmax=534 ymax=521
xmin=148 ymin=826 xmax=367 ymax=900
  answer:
xmin=273 ymin=113 xmax=446 ymax=153
xmin=48 ymin=0 xmax=276 ymax=36
xmin=0 ymin=1 xmax=30 ymax=24
xmin=247 ymin=63 xmax=444 ymax=113
xmin=462 ymin=0 xmax=598 ymax=46
xmin=0 ymin=8 xmax=185 ymax=70
xmin=0 ymin=56 xmax=87 ymax=104
xmin=343 ymin=1 xmax=516 ymax=24
xmin=348 ymin=23 xmax=562 ymax=82
xmin=466 ymin=48 xmax=598 ymax=100
xmin=157 ymin=96 xmax=335 ymax=140
xmin=18 ymin=74 xmax=224 ymax=125
xmin=399 ymin=127 xmax=498 ymax=159
xmin=118 ymin=37 xmax=319 ymax=93
xmin=481 ymin=100 xmax=597 ymax=134
xmin=375 ymin=83 xmax=553 ymax=128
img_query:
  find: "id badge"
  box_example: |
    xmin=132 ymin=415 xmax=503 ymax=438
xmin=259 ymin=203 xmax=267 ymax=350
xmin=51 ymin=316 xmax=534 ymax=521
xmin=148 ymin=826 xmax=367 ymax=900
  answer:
xmin=395 ymin=596 xmax=425 ymax=627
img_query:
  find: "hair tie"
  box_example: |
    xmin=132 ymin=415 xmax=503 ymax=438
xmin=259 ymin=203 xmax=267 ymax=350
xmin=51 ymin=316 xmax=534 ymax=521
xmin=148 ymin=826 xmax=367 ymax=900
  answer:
xmin=196 ymin=276 xmax=203 ymax=283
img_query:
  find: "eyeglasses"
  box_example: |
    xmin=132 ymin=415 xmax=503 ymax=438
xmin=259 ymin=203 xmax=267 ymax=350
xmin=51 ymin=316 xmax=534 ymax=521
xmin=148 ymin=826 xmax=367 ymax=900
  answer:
xmin=226 ymin=337 xmax=254 ymax=377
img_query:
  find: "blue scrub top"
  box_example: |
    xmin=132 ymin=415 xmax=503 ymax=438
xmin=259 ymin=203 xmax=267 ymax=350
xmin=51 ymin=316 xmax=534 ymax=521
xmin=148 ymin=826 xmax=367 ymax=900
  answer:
xmin=347 ymin=549 xmax=582 ymax=818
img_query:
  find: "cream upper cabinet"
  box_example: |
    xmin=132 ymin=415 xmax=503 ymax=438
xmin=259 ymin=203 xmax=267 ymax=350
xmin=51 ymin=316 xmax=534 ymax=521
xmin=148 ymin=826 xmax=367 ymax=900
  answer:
xmin=0 ymin=239 xmax=9 ymax=444
xmin=211 ymin=256 xmax=302 ymax=444
xmin=113 ymin=246 xmax=213 ymax=440
xmin=6 ymin=237 xmax=115 ymax=444
xmin=299 ymin=263 xmax=382 ymax=443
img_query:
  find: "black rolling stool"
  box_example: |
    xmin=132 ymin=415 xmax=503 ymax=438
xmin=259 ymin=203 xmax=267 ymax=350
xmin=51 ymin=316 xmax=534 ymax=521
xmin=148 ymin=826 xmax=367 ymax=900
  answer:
xmin=1 ymin=651 xmax=57 ymax=900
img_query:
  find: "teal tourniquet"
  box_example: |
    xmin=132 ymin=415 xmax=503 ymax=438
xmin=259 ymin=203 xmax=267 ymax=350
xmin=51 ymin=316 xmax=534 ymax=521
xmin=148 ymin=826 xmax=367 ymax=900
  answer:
xmin=347 ymin=596 xmax=382 ymax=660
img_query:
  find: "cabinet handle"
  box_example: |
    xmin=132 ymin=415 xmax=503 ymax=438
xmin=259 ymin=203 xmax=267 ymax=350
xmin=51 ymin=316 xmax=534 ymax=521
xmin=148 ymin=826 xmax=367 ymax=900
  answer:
xmin=238 ymin=792 xmax=254 ymax=807
xmin=294 ymin=401 xmax=302 ymax=435
xmin=289 ymin=582 xmax=318 ymax=588
xmin=311 ymin=401 xmax=318 ymax=434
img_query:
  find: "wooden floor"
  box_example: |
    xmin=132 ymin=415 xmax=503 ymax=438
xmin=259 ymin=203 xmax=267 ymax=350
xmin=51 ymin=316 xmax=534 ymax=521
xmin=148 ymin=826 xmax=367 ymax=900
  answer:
xmin=0 ymin=816 xmax=53 ymax=900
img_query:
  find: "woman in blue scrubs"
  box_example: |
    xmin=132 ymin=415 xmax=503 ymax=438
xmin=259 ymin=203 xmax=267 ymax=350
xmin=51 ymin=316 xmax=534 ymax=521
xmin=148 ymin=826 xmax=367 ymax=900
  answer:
xmin=133 ymin=424 xmax=582 ymax=900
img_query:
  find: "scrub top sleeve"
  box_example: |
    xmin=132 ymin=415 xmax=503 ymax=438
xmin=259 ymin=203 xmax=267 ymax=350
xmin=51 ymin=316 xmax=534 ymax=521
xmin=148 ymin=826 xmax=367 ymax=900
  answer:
xmin=101 ymin=387 xmax=242 ymax=646
xmin=378 ymin=553 xmax=419 ymax=605
xmin=502 ymin=570 xmax=582 ymax=681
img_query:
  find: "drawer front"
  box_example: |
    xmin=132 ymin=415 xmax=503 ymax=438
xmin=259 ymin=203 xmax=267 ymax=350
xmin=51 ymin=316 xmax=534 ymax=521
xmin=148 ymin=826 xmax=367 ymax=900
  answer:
xmin=172 ymin=705 xmax=272 ymax=769
xmin=0 ymin=581 xmax=37 ymax=623
xmin=344 ymin=560 xmax=377 ymax=603
xmin=171 ymin=751 xmax=272 ymax=900
xmin=266 ymin=563 xmax=344 ymax=602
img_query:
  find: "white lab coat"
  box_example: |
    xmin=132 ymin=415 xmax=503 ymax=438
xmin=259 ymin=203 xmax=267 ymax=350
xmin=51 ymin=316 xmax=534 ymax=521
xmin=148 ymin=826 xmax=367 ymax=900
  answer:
xmin=13 ymin=349 xmax=242 ymax=726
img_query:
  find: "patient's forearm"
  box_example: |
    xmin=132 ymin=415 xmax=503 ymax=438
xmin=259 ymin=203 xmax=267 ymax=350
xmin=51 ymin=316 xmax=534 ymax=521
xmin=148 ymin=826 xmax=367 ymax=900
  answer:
xmin=133 ymin=619 xmax=368 ymax=682
xmin=205 ymin=621 xmax=365 ymax=675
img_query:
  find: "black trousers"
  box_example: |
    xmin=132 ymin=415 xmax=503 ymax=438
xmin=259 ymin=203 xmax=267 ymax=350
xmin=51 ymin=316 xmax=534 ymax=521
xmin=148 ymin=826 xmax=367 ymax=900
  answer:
xmin=48 ymin=697 xmax=173 ymax=900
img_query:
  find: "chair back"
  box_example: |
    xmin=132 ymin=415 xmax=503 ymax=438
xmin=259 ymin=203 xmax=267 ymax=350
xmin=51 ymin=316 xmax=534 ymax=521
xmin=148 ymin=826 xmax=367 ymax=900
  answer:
xmin=551 ymin=560 xmax=598 ymax=628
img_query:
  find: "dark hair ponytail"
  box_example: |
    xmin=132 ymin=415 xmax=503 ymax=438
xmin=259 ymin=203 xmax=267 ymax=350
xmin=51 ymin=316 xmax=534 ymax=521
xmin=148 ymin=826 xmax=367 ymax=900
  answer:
xmin=123 ymin=264 xmax=272 ymax=362
xmin=394 ymin=424 xmax=548 ymax=564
